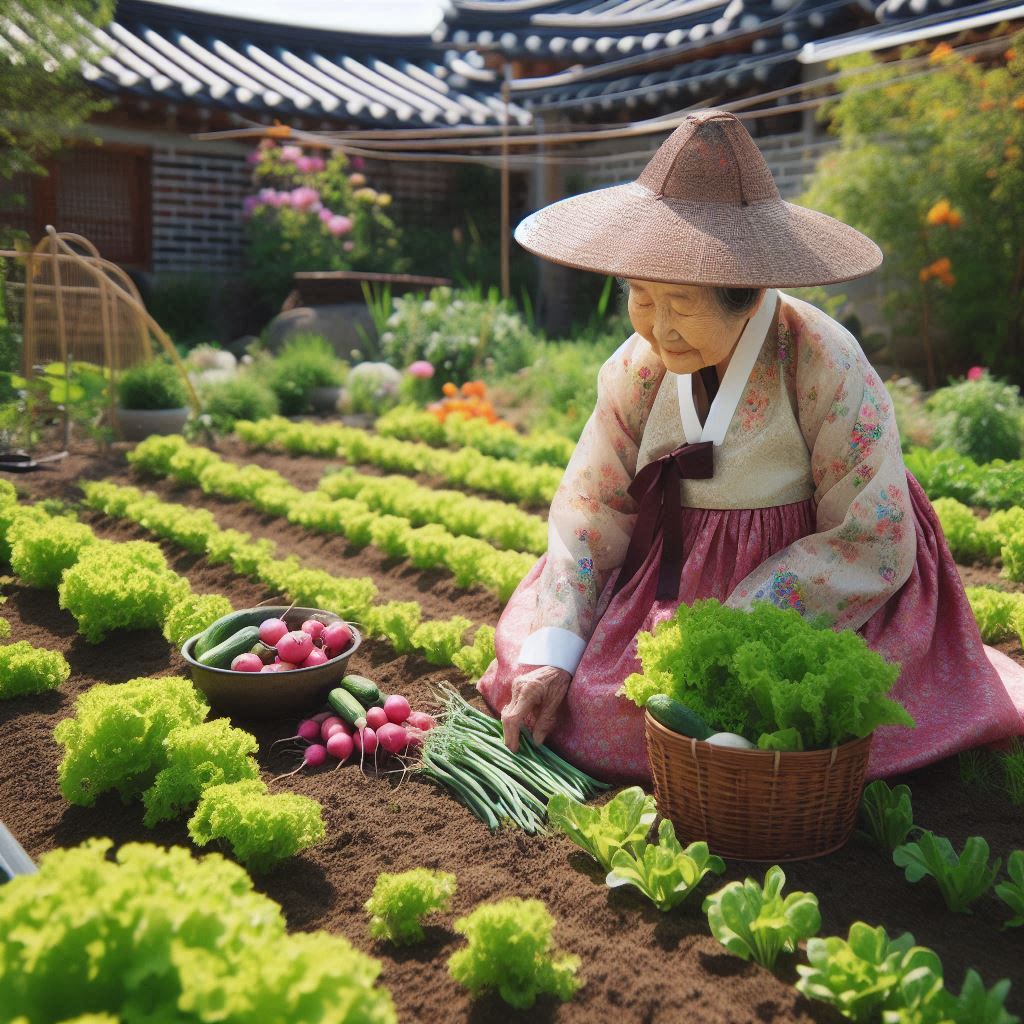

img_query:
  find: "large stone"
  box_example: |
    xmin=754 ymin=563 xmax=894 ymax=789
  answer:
xmin=264 ymin=303 xmax=377 ymax=360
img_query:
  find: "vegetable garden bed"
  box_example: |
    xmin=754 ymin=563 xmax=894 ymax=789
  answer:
xmin=1 ymin=436 xmax=1022 ymax=1023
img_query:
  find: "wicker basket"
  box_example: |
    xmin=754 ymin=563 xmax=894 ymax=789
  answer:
xmin=644 ymin=711 xmax=872 ymax=861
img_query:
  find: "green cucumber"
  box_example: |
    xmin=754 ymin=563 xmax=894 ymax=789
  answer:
xmin=339 ymin=674 xmax=383 ymax=709
xmin=193 ymin=610 xmax=269 ymax=658
xmin=646 ymin=695 xmax=713 ymax=741
xmin=329 ymin=687 xmax=368 ymax=727
xmin=197 ymin=626 xmax=262 ymax=670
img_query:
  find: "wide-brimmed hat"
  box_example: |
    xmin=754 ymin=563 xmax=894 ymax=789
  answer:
xmin=514 ymin=108 xmax=882 ymax=288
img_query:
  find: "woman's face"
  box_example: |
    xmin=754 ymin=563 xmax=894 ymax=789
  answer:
xmin=626 ymin=279 xmax=763 ymax=376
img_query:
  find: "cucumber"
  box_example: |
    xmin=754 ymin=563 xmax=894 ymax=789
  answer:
xmin=646 ymin=695 xmax=713 ymax=741
xmin=193 ymin=610 xmax=270 ymax=658
xmin=197 ymin=626 xmax=262 ymax=670
xmin=339 ymin=674 xmax=383 ymax=709
xmin=329 ymin=687 xmax=368 ymax=727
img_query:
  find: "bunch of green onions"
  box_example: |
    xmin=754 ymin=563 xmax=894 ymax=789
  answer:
xmin=419 ymin=690 xmax=608 ymax=833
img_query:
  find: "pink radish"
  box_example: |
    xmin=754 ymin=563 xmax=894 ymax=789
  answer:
xmin=302 ymin=618 xmax=326 ymax=643
xmin=365 ymin=706 xmax=389 ymax=730
xmin=326 ymin=730 xmax=354 ymax=765
xmin=406 ymin=711 xmax=436 ymax=731
xmin=321 ymin=716 xmax=349 ymax=741
xmin=260 ymin=663 xmax=284 ymax=673
xmin=231 ymin=653 xmax=264 ymax=672
xmin=321 ymin=621 xmax=353 ymax=654
xmin=270 ymin=718 xmax=321 ymax=750
xmin=403 ymin=727 xmax=425 ymax=748
xmin=383 ymin=694 xmax=412 ymax=724
xmin=311 ymin=711 xmax=333 ymax=724
xmin=353 ymin=726 xmax=377 ymax=754
xmin=259 ymin=617 xmax=289 ymax=646
xmin=271 ymin=742 xmax=327 ymax=782
xmin=376 ymin=722 xmax=410 ymax=755
xmin=301 ymin=648 xmax=328 ymax=668
xmin=277 ymin=630 xmax=313 ymax=664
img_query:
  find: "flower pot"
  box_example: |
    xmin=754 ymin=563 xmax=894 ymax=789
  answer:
xmin=310 ymin=386 xmax=343 ymax=414
xmin=115 ymin=407 xmax=189 ymax=442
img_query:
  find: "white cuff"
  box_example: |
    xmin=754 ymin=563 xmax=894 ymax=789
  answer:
xmin=518 ymin=627 xmax=587 ymax=676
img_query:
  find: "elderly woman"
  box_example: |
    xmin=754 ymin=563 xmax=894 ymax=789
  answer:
xmin=477 ymin=109 xmax=1024 ymax=784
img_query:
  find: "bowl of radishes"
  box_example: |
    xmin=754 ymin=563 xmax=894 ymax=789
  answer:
xmin=180 ymin=606 xmax=361 ymax=718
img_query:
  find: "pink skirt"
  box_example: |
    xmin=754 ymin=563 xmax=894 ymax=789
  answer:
xmin=477 ymin=472 xmax=1024 ymax=784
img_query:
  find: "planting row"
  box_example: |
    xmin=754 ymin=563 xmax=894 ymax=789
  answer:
xmin=374 ymin=404 xmax=576 ymax=469
xmin=128 ymin=436 xmax=538 ymax=601
xmin=933 ymin=497 xmax=1024 ymax=578
xmin=235 ymin=415 xmax=563 ymax=507
xmin=905 ymin=446 xmax=1024 ymax=511
xmin=81 ymin=480 xmax=497 ymax=673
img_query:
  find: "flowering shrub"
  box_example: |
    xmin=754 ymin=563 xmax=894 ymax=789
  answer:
xmin=925 ymin=372 xmax=1023 ymax=463
xmin=242 ymin=141 xmax=408 ymax=300
xmin=429 ymin=380 xmax=505 ymax=425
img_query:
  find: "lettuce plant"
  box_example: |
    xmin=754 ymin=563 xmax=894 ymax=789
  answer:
xmin=162 ymin=592 xmax=234 ymax=648
xmin=859 ymin=780 xmax=916 ymax=854
xmin=995 ymin=849 xmax=1024 ymax=928
xmin=966 ymin=586 xmax=1024 ymax=643
xmin=606 ymin=820 xmax=725 ymax=911
xmin=547 ymin=786 xmax=656 ymax=872
xmin=411 ymin=615 xmax=472 ymax=665
xmin=364 ymin=868 xmax=457 ymax=945
xmin=448 ymin=898 xmax=581 ymax=1009
xmin=0 ymin=641 xmax=71 ymax=699
xmin=893 ymin=832 xmax=1001 ymax=913
xmin=8 ymin=515 xmax=96 ymax=588
xmin=54 ymin=675 xmax=208 ymax=806
xmin=0 ymin=838 xmax=397 ymax=1023
xmin=703 ymin=865 xmax=821 ymax=970
xmin=365 ymin=600 xmax=422 ymax=654
xmin=142 ymin=718 xmax=260 ymax=827
xmin=188 ymin=779 xmax=326 ymax=874
xmin=452 ymin=625 xmax=496 ymax=681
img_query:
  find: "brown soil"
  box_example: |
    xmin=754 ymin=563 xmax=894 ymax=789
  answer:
xmin=2 ymin=442 xmax=1023 ymax=1024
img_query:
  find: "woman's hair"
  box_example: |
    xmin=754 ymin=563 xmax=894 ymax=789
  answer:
xmin=616 ymin=278 xmax=763 ymax=320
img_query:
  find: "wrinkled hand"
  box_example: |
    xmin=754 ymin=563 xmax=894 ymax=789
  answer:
xmin=501 ymin=666 xmax=572 ymax=753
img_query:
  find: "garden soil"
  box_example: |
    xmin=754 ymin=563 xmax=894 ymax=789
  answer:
xmin=1 ymin=441 xmax=1022 ymax=1024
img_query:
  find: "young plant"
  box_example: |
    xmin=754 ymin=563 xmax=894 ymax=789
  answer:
xmin=0 ymin=642 xmax=71 ymax=699
xmin=187 ymin=778 xmax=326 ymax=873
xmin=411 ymin=615 xmax=472 ymax=665
xmin=606 ymin=819 xmax=725 ymax=912
xmin=448 ymin=898 xmax=581 ymax=1009
xmin=547 ymin=786 xmax=657 ymax=872
xmin=892 ymin=831 xmax=1001 ymax=913
xmin=938 ymin=969 xmax=1019 ymax=1024
xmin=1000 ymin=739 xmax=1024 ymax=805
xmin=995 ymin=849 xmax=1024 ymax=928
xmin=364 ymin=600 xmax=422 ymax=655
xmin=702 ymin=865 xmax=821 ymax=971
xmin=162 ymin=592 xmax=234 ymax=648
xmin=859 ymin=780 xmax=916 ymax=854
xmin=364 ymin=868 xmax=457 ymax=945
xmin=8 ymin=514 xmax=96 ymax=589
xmin=452 ymin=625 xmax=496 ymax=680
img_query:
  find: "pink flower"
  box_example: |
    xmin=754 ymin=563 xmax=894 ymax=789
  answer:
xmin=267 ymin=190 xmax=288 ymax=208
xmin=343 ymin=240 xmax=354 ymax=251
xmin=242 ymin=195 xmax=260 ymax=216
xmin=258 ymin=187 xmax=276 ymax=202
xmin=327 ymin=214 xmax=353 ymax=237
xmin=967 ymin=366 xmax=985 ymax=380
xmin=318 ymin=207 xmax=334 ymax=224
xmin=246 ymin=150 xmax=261 ymax=165
xmin=351 ymin=155 xmax=365 ymax=170
xmin=289 ymin=186 xmax=321 ymax=211
xmin=407 ymin=360 xmax=435 ymax=379
xmin=295 ymin=156 xmax=313 ymax=173
xmin=308 ymin=156 xmax=326 ymax=172
xmin=281 ymin=145 xmax=303 ymax=162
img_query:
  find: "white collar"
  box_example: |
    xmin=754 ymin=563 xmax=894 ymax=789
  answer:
xmin=676 ymin=287 xmax=780 ymax=446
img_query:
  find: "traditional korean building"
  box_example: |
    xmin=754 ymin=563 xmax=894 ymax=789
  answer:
xmin=3 ymin=0 xmax=1021 ymax=335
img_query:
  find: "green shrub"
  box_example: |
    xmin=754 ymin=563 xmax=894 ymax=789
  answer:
xmin=268 ymin=333 xmax=345 ymax=415
xmin=926 ymin=374 xmax=1023 ymax=464
xmin=887 ymin=375 xmax=936 ymax=451
xmin=200 ymin=373 xmax=279 ymax=431
xmin=117 ymin=359 xmax=190 ymax=410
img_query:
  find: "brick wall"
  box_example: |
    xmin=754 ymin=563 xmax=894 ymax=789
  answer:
xmin=151 ymin=146 xmax=251 ymax=273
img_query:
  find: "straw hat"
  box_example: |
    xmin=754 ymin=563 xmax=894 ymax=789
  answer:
xmin=514 ymin=108 xmax=882 ymax=287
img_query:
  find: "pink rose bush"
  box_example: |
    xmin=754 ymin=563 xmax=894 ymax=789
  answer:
xmin=966 ymin=366 xmax=986 ymax=381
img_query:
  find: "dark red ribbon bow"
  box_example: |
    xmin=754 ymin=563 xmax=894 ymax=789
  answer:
xmin=612 ymin=441 xmax=715 ymax=603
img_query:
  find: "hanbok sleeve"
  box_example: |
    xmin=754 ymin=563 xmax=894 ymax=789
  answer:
xmin=518 ymin=334 xmax=665 ymax=675
xmin=723 ymin=311 xmax=916 ymax=631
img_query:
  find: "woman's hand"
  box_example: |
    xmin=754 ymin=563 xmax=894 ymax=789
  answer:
xmin=501 ymin=666 xmax=572 ymax=753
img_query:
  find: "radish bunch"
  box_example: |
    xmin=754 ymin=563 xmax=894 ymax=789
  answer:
xmin=231 ymin=617 xmax=355 ymax=673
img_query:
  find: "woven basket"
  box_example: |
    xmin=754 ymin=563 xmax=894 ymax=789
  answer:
xmin=644 ymin=711 xmax=872 ymax=861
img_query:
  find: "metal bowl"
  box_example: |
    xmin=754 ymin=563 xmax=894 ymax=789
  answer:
xmin=180 ymin=606 xmax=361 ymax=719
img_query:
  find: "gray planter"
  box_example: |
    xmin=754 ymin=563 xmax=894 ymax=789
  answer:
xmin=116 ymin=407 xmax=189 ymax=442
xmin=310 ymin=386 xmax=344 ymax=414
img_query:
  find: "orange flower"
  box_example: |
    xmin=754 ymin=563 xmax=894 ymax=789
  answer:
xmin=1006 ymin=145 xmax=1021 ymax=161
xmin=442 ymin=382 xmax=457 ymax=397
xmin=1006 ymin=48 xmax=1018 ymax=62
xmin=1014 ymin=96 xmax=1024 ymax=110
xmin=946 ymin=210 xmax=961 ymax=228
xmin=926 ymin=199 xmax=951 ymax=225
xmin=939 ymin=273 xmax=956 ymax=287
xmin=929 ymin=42 xmax=954 ymax=63
xmin=919 ymin=267 xmax=932 ymax=283
xmin=931 ymin=257 xmax=952 ymax=274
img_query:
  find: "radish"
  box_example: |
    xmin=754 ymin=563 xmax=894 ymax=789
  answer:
xmin=277 ymin=630 xmax=313 ymax=664
xmin=365 ymin=706 xmax=389 ymax=730
xmin=271 ymin=718 xmax=321 ymax=750
xmin=311 ymin=711 xmax=333 ymax=724
xmin=321 ymin=621 xmax=353 ymax=654
xmin=376 ymin=722 xmax=410 ymax=755
xmin=260 ymin=663 xmax=284 ymax=673
xmin=403 ymin=726 xmax=425 ymax=748
xmin=259 ymin=617 xmax=289 ymax=646
xmin=326 ymin=730 xmax=353 ymax=765
xmin=302 ymin=618 xmax=326 ymax=643
xmin=353 ymin=726 xmax=377 ymax=754
xmin=301 ymin=648 xmax=328 ymax=668
xmin=271 ymin=742 xmax=327 ymax=782
xmin=383 ymin=694 xmax=412 ymax=725
xmin=321 ymin=716 xmax=349 ymax=741
xmin=231 ymin=653 xmax=263 ymax=672
xmin=277 ymin=661 xmax=299 ymax=671
xmin=406 ymin=711 xmax=436 ymax=731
